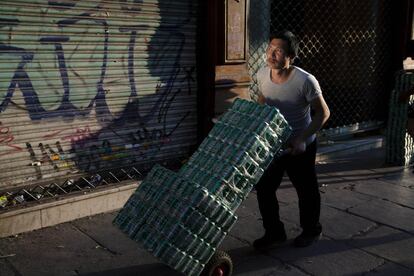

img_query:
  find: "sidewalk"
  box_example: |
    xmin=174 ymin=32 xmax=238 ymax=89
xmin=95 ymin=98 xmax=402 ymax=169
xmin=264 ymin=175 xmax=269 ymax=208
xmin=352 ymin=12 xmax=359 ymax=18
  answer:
xmin=1 ymin=147 xmax=414 ymax=276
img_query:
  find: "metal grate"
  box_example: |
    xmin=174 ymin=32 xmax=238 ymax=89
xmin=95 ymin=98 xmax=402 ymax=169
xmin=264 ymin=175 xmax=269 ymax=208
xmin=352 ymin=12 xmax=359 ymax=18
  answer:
xmin=249 ymin=0 xmax=394 ymax=129
xmin=385 ymin=71 xmax=414 ymax=166
xmin=248 ymin=0 xmax=270 ymax=102
xmin=0 ymin=166 xmax=143 ymax=210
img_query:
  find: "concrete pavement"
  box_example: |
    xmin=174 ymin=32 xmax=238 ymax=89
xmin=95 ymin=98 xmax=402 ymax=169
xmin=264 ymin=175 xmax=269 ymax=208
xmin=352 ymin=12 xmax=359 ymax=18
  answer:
xmin=1 ymin=147 xmax=414 ymax=276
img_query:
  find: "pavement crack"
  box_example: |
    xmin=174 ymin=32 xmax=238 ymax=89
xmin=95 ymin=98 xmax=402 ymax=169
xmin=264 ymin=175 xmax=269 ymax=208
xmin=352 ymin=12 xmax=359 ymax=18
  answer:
xmin=342 ymin=198 xmax=375 ymax=212
xmin=342 ymin=183 xmax=356 ymax=191
xmin=227 ymin=233 xmax=251 ymax=245
xmin=72 ymin=225 xmax=119 ymax=255
xmin=0 ymin=253 xmax=23 ymax=276
xmin=343 ymin=187 xmax=414 ymax=211
xmin=381 ymin=198 xmax=414 ymax=210
xmin=361 ymin=259 xmax=387 ymax=275
xmin=344 ymin=208 xmax=414 ymax=236
xmin=350 ymin=223 xmax=380 ymax=239
xmin=285 ymin=262 xmax=315 ymax=276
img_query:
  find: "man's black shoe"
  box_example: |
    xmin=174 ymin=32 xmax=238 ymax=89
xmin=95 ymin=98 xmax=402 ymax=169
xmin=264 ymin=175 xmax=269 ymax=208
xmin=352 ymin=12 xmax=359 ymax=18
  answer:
xmin=293 ymin=232 xmax=321 ymax=247
xmin=253 ymin=232 xmax=287 ymax=250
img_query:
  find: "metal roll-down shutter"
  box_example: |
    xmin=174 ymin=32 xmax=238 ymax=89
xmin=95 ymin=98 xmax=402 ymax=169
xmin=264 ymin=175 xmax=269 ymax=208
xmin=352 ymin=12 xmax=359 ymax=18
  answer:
xmin=0 ymin=0 xmax=198 ymax=191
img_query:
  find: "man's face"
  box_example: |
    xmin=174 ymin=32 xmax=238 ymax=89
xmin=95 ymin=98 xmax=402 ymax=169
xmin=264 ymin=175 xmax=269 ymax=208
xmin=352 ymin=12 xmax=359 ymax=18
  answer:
xmin=266 ymin=38 xmax=290 ymax=69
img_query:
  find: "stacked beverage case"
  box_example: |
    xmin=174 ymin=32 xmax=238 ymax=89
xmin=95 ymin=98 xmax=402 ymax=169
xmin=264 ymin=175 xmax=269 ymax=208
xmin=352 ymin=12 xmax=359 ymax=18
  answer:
xmin=113 ymin=99 xmax=292 ymax=275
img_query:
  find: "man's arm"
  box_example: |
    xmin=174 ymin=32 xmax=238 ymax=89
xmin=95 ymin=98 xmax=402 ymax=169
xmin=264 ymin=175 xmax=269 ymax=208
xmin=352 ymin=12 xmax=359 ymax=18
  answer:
xmin=257 ymin=92 xmax=266 ymax=105
xmin=290 ymin=95 xmax=330 ymax=155
xmin=300 ymin=94 xmax=330 ymax=141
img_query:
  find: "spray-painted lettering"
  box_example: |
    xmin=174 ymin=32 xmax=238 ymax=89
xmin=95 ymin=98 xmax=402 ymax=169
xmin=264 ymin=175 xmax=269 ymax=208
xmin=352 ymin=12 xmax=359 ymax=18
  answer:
xmin=0 ymin=121 xmax=22 ymax=157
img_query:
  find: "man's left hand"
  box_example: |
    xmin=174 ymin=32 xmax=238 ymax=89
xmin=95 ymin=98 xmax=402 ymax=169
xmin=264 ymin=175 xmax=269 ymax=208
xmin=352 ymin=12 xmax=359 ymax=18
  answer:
xmin=289 ymin=137 xmax=306 ymax=155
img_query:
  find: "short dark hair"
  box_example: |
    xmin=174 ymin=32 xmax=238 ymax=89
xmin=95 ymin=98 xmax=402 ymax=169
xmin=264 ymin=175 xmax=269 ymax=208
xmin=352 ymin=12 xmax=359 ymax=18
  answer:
xmin=269 ymin=30 xmax=299 ymax=58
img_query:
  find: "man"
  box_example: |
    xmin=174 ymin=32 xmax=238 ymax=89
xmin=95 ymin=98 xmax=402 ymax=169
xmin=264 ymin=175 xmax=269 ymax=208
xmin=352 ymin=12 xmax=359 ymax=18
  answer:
xmin=254 ymin=30 xmax=330 ymax=249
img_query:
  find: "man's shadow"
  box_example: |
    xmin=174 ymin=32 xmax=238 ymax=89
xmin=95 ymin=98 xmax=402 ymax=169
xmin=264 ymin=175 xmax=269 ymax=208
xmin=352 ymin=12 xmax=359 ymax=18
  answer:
xmin=61 ymin=0 xmax=198 ymax=183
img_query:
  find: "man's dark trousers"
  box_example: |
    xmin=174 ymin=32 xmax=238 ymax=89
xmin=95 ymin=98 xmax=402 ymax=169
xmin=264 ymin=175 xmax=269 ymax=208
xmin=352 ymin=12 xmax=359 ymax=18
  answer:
xmin=255 ymin=140 xmax=322 ymax=236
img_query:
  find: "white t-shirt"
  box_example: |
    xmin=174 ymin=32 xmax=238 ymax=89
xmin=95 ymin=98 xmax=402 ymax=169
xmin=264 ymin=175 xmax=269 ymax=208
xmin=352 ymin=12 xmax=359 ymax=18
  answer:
xmin=257 ymin=66 xmax=322 ymax=145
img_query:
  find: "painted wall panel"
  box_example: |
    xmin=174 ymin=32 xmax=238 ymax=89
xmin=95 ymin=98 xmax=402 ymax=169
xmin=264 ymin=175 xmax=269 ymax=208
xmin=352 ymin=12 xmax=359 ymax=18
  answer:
xmin=0 ymin=0 xmax=198 ymax=190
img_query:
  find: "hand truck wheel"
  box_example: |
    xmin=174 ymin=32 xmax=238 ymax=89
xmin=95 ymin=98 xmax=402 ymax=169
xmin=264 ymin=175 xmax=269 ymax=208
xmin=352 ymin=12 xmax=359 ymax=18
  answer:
xmin=201 ymin=250 xmax=233 ymax=276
